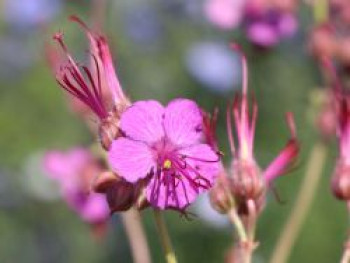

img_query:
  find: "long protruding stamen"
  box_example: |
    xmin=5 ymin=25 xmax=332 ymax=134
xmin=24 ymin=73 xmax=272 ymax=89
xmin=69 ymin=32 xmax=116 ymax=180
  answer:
xmin=226 ymin=102 xmax=236 ymax=155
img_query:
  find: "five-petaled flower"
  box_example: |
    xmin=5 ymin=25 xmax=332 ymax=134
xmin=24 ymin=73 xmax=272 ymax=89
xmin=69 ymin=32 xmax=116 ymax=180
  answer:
xmin=108 ymin=99 xmax=220 ymax=210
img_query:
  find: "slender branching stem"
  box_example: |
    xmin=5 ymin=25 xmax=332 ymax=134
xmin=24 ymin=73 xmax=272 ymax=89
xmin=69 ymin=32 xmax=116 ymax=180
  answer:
xmin=121 ymin=208 xmax=152 ymax=263
xmin=269 ymin=142 xmax=327 ymax=263
xmin=153 ymin=209 xmax=177 ymax=263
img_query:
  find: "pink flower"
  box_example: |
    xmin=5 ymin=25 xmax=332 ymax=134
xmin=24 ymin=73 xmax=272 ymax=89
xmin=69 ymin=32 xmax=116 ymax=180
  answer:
xmin=204 ymin=0 xmax=245 ymax=30
xmin=108 ymin=99 xmax=220 ymax=210
xmin=43 ymin=148 xmax=109 ymax=224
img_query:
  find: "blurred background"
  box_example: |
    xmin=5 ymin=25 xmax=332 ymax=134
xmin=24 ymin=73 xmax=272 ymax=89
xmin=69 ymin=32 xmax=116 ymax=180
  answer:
xmin=0 ymin=0 xmax=345 ymax=262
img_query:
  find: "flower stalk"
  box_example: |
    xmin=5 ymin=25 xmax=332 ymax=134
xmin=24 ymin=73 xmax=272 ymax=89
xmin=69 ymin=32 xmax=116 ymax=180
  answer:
xmin=270 ymin=142 xmax=327 ymax=263
xmin=121 ymin=208 xmax=152 ymax=263
xmin=153 ymin=210 xmax=177 ymax=263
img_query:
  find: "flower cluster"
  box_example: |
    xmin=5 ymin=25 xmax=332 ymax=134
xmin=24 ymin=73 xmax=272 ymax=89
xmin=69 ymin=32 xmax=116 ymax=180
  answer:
xmin=50 ymin=17 xmax=220 ymax=214
xmin=205 ymin=0 xmax=298 ymax=47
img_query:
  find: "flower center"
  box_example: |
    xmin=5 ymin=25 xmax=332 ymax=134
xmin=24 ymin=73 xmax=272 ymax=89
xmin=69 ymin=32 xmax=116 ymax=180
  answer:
xmin=163 ymin=159 xmax=172 ymax=170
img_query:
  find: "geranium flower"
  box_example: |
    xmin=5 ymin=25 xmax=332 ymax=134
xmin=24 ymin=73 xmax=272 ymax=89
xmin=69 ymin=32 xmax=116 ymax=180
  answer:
xmin=108 ymin=99 xmax=220 ymax=210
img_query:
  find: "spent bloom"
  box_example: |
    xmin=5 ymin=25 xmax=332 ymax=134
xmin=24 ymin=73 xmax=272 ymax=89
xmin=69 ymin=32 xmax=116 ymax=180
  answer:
xmin=52 ymin=16 xmax=130 ymax=150
xmin=108 ymin=99 xmax=220 ymax=210
xmin=210 ymin=44 xmax=299 ymax=214
xmin=43 ymin=148 xmax=109 ymax=224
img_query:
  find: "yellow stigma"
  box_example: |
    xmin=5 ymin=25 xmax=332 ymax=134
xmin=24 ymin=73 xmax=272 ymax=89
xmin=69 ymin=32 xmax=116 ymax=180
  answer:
xmin=163 ymin=159 xmax=172 ymax=169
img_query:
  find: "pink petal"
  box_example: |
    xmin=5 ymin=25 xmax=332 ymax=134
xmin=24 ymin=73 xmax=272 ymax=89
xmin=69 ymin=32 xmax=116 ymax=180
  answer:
xmin=120 ymin=100 xmax=165 ymax=144
xmin=163 ymin=99 xmax=203 ymax=147
xmin=146 ymin=173 xmax=199 ymax=210
xmin=81 ymin=193 xmax=109 ymax=223
xmin=263 ymin=139 xmax=299 ymax=184
xmin=108 ymin=138 xmax=156 ymax=183
xmin=246 ymin=23 xmax=279 ymax=47
xmin=278 ymin=14 xmax=298 ymax=37
xmin=205 ymin=0 xmax=244 ymax=30
xmin=146 ymin=144 xmax=219 ymax=209
xmin=179 ymin=144 xmax=220 ymax=183
xmin=43 ymin=148 xmax=90 ymax=187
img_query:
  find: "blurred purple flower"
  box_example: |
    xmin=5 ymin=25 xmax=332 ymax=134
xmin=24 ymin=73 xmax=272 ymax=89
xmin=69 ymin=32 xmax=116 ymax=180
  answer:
xmin=108 ymin=99 xmax=220 ymax=210
xmin=123 ymin=5 xmax=163 ymax=48
xmin=245 ymin=9 xmax=298 ymax=47
xmin=3 ymin=0 xmax=61 ymax=30
xmin=43 ymin=148 xmax=109 ymax=224
xmin=186 ymin=42 xmax=241 ymax=93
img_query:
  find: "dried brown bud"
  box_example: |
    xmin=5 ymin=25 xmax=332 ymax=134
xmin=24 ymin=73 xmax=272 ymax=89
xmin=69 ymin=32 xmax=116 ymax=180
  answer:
xmin=105 ymin=180 xmax=136 ymax=212
xmin=331 ymin=159 xmax=350 ymax=200
xmin=93 ymin=171 xmax=143 ymax=213
xmin=229 ymin=160 xmax=265 ymax=214
xmin=209 ymin=173 xmax=233 ymax=214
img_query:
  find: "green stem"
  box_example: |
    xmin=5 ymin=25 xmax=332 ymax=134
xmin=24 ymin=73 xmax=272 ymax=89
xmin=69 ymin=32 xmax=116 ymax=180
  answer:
xmin=269 ymin=142 xmax=327 ymax=263
xmin=228 ymin=208 xmax=248 ymax=243
xmin=153 ymin=210 xmax=177 ymax=263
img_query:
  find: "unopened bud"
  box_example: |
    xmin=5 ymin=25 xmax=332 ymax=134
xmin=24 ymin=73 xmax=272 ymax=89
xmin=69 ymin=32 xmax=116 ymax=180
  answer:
xmin=331 ymin=160 xmax=350 ymax=200
xmin=209 ymin=173 xmax=232 ymax=214
xmin=106 ymin=181 xmax=136 ymax=212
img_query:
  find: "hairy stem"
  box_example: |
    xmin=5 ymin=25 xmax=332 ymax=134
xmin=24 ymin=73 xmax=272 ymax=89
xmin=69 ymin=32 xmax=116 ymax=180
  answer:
xmin=153 ymin=210 xmax=177 ymax=263
xmin=121 ymin=208 xmax=152 ymax=263
xmin=269 ymin=142 xmax=327 ymax=263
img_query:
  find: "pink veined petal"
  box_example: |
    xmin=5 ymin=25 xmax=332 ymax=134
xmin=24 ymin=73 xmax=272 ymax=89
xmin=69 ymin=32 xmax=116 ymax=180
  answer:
xmin=179 ymin=144 xmax=220 ymax=183
xmin=263 ymin=139 xmax=299 ymax=185
xmin=146 ymin=144 xmax=220 ymax=210
xmin=246 ymin=23 xmax=279 ymax=47
xmin=163 ymin=99 xmax=203 ymax=147
xmin=120 ymin=100 xmax=165 ymax=144
xmin=81 ymin=193 xmax=109 ymax=223
xmin=108 ymin=138 xmax=156 ymax=183
xmin=146 ymin=172 xmax=199 ymax=210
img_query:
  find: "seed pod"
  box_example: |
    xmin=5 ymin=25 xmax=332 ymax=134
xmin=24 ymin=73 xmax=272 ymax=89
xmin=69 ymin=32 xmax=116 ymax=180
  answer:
xmin=229 ymin=160 xmax=265 ymax=215
xmin=209 ymin=173 xmax=232 ymax=214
